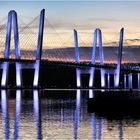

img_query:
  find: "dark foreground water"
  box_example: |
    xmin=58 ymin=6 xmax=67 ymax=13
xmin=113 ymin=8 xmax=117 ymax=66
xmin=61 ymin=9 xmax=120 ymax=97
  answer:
xmin=0 ymin=89 xmax=140 ymax=140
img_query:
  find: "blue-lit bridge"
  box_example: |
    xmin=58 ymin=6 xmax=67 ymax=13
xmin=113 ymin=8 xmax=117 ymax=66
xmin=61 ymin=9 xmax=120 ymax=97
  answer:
xmin=0 ymin=9 xmax=140 ymax=89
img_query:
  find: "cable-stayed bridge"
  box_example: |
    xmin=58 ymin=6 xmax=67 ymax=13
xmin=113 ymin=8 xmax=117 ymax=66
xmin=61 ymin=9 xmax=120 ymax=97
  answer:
xmin=0 ymin=9 xmax=139 ymax=63
xmin=0 ymin=9 xmax=140 ymax=89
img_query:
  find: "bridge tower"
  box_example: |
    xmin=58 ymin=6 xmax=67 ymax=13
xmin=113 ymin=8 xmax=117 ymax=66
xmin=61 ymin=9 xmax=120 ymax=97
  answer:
xmin=74 ymin=29 xmax=105 ymax=88
xmin=1 ymin=10 xmax=21 ymax=87
xmin=74 ymin=29 xmax=80 ymax=63
xmin=90 ymin=28 xmax=105 ymax=88
xmin=1 ymin=9 xmax=45 ymax=87
xmin=114 ymin=28 xmax=124 ymax=88
xmin=74 ymin=30 xmax=80 ymax=87
xmin=33 ymin=9 xmax=45 ymax=87
xmin=74 ymin=28 xmax=124 ymax=89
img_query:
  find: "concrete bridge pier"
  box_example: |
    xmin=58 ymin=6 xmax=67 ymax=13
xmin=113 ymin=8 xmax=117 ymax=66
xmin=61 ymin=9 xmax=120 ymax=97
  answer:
xmin=16 ymin=62 xmax=22 ymax=87
xmin=76 ymin=68 xmax=95 ymax=88
xmin=107 ymin=73 xmax=110 ymax=88
xmin=138 ymin=73 xmax=140 ymax=89
xmin=101 ymin=69 xmax=106 ymax=88
xmin=33 ymin=60 xmax=41 ymax=87
xmin=89 ymin=68 xmax=95 ymax=87
xmin=76 ymin=69 xmax=81 ymax=87
xmin=124 ymin=74 xmax=127 ymax=89
xmin=1 ymin=62 xmax=9 ymax=87
xmin=128 ymin=73 xmax=133 ymax=89
xmin=114 ymin=73 xmax=117 ymax=88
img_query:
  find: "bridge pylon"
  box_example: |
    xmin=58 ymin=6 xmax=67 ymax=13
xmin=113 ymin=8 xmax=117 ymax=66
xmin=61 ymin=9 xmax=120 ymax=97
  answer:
xmin=74 ymin=29 xmax=106 ymax=88
xmin=90 ymin=28 xmax=105 ymax=88
xmin=74 ymin=28 xmax=124 ymax=89
xmin=1 ymin=10 xmax=22 ymax=87
xmin=0 ymin=9 xmax=45 ymax=88
xmin=114 ymin=28 xmax=124 ymax=88
xmin=33 ymin=9 xmax=45 ymax=87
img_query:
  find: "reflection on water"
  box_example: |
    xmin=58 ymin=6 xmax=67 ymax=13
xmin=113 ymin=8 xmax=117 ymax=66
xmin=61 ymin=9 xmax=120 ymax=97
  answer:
xmin=1 ymin=90 xmax=10 ymax=140
xmin=0 ymin=89 xmax=140 ymax=139
xmin=33 ymin=90 xmax=42 ymax=139
xmin=14 ymin=90 xmax=21 ymax=139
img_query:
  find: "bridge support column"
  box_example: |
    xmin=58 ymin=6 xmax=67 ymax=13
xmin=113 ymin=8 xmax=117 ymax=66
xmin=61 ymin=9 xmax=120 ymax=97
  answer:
xmin=76 ymin=69 xmax=81 ymax=87
xmin=33 ymin=9 xmax=45 ymax=87
xmin=89 ymin=30 xmax=97 ymax=88
xmin=114 ymin=28 xmax=124 ymax=88
xmin=114 ymin=74 xmax=116 ymax=88
xmin=74 ymin=30 xmax=81 ymax=88
xmin=13 ymin=11 xmax=22 ymax=87
xmin=128 ymin=73 xmax=132 ymax=89
xmin=107 ymin=73 xmax=110 ymax=88
xmin=98 ymin=29 xmax=105 ymax=88
xmin=91 ymin=29 xmax=105 ymax=88
xmin=101 ymin=69 xmax=105 ymax=88
xmin=1 ymin=62 xmax=9 ymax=87
xmin=124 ymin=74 xmax=127 ymax=89
xmin=16 ymin=62 xmax=22 ymax=87
xmin=74 ymin=29 xmax=80 ymax=63
xmin=138 ymin=73 xmax=140 ymax=89
xmin=33 ymin=60 xmax=40 ymax=87
xmin=89 ymin=68 xmax=95 ymax=87
xmin=1 ymin=11 xmax=12 ymax=87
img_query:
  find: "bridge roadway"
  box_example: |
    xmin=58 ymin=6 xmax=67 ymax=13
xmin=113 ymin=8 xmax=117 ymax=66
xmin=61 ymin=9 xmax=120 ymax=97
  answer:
xmin=0 ymin=58 xmax=139 ymax=73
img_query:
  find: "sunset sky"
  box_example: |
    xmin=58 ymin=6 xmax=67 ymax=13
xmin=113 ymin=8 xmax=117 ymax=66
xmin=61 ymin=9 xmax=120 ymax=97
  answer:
xmin=0 ymin=1 xmax=140 ymax=48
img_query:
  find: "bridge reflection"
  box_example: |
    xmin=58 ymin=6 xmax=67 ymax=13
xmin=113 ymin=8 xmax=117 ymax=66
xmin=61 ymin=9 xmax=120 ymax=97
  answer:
xmin=33 ymin=90 xmax=42 ymax=139
xmin=1 ymin=89 xmax=138 ymax=139
xmin=1 ymin=90 xmax=10 ymax=139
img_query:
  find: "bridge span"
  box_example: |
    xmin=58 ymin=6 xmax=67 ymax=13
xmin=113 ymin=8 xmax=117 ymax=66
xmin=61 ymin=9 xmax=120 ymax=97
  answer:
xmin=0 ymin=9 xmax=140 ymax=89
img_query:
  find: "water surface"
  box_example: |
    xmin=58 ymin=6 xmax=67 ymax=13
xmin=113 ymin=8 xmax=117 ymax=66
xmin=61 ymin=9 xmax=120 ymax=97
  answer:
xmin=0 ymin=89 xmax=140 ymax=140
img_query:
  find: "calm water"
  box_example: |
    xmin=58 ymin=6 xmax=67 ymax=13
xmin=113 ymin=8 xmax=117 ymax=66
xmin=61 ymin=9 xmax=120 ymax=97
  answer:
xmin=0 ymin=89 xmax=140 ymax=140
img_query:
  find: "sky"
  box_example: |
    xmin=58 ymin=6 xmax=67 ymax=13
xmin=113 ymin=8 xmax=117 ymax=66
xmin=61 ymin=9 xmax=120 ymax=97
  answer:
xmin=0 ymin=1 xmax=140 ymax=48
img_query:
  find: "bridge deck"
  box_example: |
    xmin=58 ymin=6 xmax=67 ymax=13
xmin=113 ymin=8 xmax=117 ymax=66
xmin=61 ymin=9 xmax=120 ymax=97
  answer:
xmin=0 ymin=58 xmax=139 ymax=73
